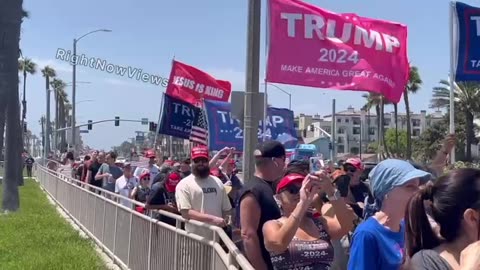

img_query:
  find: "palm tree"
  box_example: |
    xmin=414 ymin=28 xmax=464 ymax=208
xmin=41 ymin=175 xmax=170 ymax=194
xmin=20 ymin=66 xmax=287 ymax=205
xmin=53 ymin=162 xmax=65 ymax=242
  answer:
xmin=431 ymin=80 xmax=480 ymax=161
xmin=18 ymin=58 xmax=37 ymax=142
xmin=41 ymin=66 xmax=56 ymax=157
xmin=393 ymin=102 xmax=399 ymax=155
xmin=404 ymin=66 xmax=423 ymax=160
xmin=363 ymin=93 xmax=390 ymax=158
xmin=1 ymin=0 xmax=24 ymax=212
xmin=50 ymin=78 xmax=67 ymax=151
xmin=39 ymin=116 xmax=46 ymax=153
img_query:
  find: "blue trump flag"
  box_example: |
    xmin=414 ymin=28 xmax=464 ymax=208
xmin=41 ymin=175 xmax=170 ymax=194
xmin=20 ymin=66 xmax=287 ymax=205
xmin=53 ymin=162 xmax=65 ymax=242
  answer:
xmin=454 ymin=2 xmax=480 ymax=81
xmin=158 ymin=93 xmax=200 ymax=139
xmin=203 ymin=100 xmax=298 ymax=151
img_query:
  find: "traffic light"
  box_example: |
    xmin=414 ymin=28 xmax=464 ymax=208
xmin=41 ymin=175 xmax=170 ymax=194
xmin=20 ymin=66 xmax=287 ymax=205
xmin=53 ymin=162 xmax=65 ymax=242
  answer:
xmin=149 ymin=122 xmax=158 ymax=132
xmin=87 ymin=120 xmax=93 ymax=130
xmin=328 ymin=142 xmax=333 ymax=150
xmin=115 ymin=116 xmax=120 ymax=126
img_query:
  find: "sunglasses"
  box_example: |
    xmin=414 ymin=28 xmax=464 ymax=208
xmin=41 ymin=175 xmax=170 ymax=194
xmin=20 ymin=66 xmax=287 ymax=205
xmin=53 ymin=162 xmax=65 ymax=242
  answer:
xmin=345 ymin=166 xmax=357 ymax=173
xmin=284 ymin=185 xmax=301 ymax=195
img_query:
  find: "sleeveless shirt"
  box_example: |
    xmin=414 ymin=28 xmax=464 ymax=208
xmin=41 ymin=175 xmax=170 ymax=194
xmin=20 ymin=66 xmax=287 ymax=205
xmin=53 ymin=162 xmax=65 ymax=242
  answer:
xmin=269 ymin=216 xmax=334 ymax=270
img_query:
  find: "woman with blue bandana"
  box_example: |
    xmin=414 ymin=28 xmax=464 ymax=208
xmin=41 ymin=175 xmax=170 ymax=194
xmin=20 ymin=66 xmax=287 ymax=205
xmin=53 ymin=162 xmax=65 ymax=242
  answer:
xmin=347 ymin=159 xmax=431 ymax=270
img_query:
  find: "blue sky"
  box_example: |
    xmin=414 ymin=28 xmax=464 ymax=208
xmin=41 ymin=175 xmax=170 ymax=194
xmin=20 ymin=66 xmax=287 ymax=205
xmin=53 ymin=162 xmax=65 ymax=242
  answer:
xmin=21 ymin=0 xmax=463 ymax=150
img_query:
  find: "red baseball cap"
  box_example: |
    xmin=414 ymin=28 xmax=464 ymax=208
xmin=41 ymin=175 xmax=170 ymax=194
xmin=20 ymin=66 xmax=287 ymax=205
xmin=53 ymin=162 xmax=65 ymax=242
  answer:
xmin=345 ymin=158 xmax=364 ymax=170
xmin=191 ymin=146 xmax=209 ymax=160
xmin=145 ymin=150 xmax=155 ymax=158
xmin=139 ymin=172 xmax=150 ymax=181
xmin=276 ymin=173 xmax=305 ymax=193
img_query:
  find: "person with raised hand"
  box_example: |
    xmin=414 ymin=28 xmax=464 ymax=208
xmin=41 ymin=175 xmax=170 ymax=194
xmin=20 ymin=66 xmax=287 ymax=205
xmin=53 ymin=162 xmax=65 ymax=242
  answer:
xmin=262 ymin=170 xmax=352 ymax=270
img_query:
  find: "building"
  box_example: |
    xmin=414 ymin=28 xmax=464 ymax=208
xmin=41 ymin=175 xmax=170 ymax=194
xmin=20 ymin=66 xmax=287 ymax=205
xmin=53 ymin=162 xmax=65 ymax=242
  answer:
xmin=295 ymin=106 xmax=444 ymax=155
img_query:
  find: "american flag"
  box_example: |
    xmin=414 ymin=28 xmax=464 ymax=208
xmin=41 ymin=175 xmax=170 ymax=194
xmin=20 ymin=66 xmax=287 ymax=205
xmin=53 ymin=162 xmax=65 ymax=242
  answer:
xmin=189 ymin=107 xmax=208 ymax=146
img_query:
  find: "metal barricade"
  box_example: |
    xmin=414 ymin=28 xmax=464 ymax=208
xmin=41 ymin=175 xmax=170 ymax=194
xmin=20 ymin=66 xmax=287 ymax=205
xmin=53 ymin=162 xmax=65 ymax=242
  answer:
xmin=34 ymin=164 xmax=253 ymax=270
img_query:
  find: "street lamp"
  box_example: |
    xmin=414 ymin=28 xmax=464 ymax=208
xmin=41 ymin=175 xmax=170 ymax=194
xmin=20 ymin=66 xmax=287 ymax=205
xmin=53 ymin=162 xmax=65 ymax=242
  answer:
xmin=262 ymin=83 xmax=292 ymax=110
xmin=71 ymin=29 xmax=111 ymax=152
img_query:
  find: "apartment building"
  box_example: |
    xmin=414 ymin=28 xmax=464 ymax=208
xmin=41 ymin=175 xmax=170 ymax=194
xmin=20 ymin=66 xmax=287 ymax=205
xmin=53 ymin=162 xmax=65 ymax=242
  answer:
xmin=295 ymin=106 xmax=444 ymax=154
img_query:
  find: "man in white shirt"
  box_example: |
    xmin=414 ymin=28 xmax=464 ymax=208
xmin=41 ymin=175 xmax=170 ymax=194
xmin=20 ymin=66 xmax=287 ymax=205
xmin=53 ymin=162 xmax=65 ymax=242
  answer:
xmin=115 ymin=163 xmax=138 ymax=209
xmin=175 ymin=146 xmax=232 ymax=238
xmin=133 ymin=150 xmax=160 ymax=187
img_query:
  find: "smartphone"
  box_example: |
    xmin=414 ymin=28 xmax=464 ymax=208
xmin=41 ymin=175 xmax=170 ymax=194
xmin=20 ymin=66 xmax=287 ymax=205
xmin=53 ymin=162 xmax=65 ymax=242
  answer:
xmin=309 ymin=157 xmax=324 ymax=173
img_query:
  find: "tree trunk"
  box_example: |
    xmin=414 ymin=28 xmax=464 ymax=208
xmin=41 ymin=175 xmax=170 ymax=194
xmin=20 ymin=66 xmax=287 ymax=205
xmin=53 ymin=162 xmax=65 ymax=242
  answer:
xmin=54 ymin=92 xmax=58 ymax=152
xmin=465 ymin=110 xmax=474 ymax=161
xmin=367 ymin=110 xmax=370 ymax=143
xmin=404 ymin=90 xmax=412 ymax=160
xmin=380 ymin=97 xmax=390 ymax=157
xmin=1 ymin=0 xmax=23 ymax=211
xmin=45 ymin=77 xmax=51 ymax=159
xmin=394 ymin=103 xmax=399 ymax=157
xmin=20 ymin=71 xmax=26 ymax=148
xmin=59 ymin=102 xmax=66 ymax=152
xmin=40 ymin=117 xmax=45 ymax=151
xmin=375 ymin=104 xmax=382 ymax=157
xmin=0 ymin=103 xmax=5 ymax=161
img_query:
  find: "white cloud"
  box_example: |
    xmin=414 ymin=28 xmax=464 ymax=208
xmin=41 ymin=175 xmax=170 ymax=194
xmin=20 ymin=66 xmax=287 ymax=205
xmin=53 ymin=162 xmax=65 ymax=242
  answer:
xmin=31 ymin=57 xmax=77 ymax=74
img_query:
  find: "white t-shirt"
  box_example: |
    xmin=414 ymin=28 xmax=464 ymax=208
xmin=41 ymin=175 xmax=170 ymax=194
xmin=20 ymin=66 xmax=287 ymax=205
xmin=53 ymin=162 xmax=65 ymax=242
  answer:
xmin=175 ymin=174 xmax=232 ymax=238
xmin=133 ymin=165 xmax=160 ymax=187
xmin=115 ymin=175 xmax=138 ymax=209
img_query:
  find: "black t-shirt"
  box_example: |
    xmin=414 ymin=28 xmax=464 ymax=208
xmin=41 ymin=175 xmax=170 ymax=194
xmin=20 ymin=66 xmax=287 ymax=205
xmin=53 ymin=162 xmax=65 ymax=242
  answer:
xmin=147 ymin=181 xmax=176 ymax=226
xmin=88 ymin=161 xmax=101 ymax=186
xmin=134 ymin=185 xmax=151 ymax=203
xmin=238 ymin=177 xmax=281 ymax=270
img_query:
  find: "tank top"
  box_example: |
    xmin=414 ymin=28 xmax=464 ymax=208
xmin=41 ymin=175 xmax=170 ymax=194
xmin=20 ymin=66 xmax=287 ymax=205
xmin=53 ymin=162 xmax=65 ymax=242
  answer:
xmin=269 ymin=216 xmax=334 ymax=270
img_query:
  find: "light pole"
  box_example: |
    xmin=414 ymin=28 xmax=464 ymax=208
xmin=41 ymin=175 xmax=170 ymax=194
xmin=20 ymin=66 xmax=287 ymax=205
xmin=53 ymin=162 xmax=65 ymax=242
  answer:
xmin=71 ymin=29 xmax=111 ymax=152
xmin=243 ymin=0 xmax=262 ymax=182
xmin=262 ymin=83 xmax=292 ymax=110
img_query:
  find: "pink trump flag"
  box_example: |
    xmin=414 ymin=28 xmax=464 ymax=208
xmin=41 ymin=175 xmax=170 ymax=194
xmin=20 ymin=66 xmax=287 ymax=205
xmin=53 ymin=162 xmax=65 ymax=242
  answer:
xmin=266 ymin=0 xmax=410 ymax=103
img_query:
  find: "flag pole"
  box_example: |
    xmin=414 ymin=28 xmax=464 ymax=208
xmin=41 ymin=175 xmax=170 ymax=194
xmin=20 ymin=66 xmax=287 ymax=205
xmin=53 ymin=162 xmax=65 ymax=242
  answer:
xmin=201 ymin=97 xmax=209 ymax=148
xmin=449 ymin=1 xmax=456 ymax=163
xmin=153 ymin=93 xmax=165 ymax=150
xmin=263 ymin=82 xmax=268 ymax=141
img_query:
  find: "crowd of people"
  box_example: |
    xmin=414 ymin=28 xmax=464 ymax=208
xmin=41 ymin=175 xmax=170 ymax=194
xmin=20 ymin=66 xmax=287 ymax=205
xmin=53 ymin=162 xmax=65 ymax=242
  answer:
xmin=43 ymin=133 xmax=480 ymax=270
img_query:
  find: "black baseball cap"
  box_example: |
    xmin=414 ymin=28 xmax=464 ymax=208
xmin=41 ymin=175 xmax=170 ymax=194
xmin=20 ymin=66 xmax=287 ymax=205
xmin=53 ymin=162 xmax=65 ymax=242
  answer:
xmin=254 ymin=141 xmax=286 ymax=158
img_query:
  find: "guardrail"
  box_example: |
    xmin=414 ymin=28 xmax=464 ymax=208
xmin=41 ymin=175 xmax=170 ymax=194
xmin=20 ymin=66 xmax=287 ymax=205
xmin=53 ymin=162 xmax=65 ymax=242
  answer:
xmin=34 ymin=163 xmax=253 ymax=270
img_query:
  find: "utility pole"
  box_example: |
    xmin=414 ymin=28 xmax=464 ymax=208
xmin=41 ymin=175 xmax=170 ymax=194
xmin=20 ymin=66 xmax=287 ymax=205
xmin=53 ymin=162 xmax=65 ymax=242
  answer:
xmin=243 ymin=0 xmax=262 ymax=182
xmin=71 ymin=38 xmax=77 ymax=153
xmin=331 ymin=99 xmax=336 ymax=163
